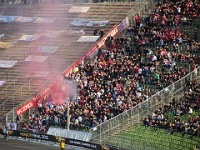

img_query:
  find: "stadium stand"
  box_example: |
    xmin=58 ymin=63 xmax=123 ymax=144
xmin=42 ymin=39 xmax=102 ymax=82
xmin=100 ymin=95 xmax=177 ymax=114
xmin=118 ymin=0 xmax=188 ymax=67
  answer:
xmin=19 ymin=0 xmax=199 ymax=132
xmin=104 ymin=78 xmax=200 ymax=150
xmin=0 ymin=1 xmax=148 ymax=124
xmin=0 ymin=0 xmax=199 ymax=149
xmin=90 ymin=0 xmax=200 ymax=149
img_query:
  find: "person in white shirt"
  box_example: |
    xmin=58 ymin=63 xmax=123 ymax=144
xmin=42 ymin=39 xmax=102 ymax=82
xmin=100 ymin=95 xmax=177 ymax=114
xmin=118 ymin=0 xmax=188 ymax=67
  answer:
xmin=152 ymin=55 xmax=157 ymax=62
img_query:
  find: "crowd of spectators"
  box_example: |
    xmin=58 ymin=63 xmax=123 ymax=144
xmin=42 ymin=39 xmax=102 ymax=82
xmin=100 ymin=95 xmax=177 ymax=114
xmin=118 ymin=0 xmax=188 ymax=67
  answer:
xmin=22 ymin=0 xmax=199 ymax=132
xmin=128 ymin=0 xmax=200 ymax=53
xmin=143 ymin=78 xmax=200 ymax=137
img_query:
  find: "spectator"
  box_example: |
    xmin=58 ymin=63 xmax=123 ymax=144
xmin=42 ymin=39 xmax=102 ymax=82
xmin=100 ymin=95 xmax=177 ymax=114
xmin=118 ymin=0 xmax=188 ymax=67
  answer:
xmin=93 ymin=29 xmax=99 ymax=36
xmin=3 ymin=125 xmax=9 ymax=140
xmin=99 ymin=28 xmax=105 ymax=38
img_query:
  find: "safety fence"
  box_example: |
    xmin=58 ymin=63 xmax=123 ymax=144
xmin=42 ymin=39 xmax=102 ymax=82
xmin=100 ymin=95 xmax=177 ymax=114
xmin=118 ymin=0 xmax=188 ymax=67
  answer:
xmin=0 ymin=128 xmax=103 ymax=150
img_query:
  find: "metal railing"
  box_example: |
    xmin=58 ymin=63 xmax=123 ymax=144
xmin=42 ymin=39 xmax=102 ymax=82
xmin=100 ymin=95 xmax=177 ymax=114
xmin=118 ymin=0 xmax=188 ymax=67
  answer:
xmin=89 ymin=67 xmax=200 ymax=144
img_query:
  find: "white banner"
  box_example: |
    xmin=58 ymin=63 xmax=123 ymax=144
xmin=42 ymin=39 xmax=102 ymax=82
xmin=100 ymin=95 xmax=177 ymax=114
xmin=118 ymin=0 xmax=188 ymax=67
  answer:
xmin=24 ymin=55 xmax=47 ymax=62
xmin=68 ymin=6 xmax=90 ymax=13
xmin=19 ymin=35 xmax=41 ymax=41
xmin=16 ymin=16 xmax=36 ymax=22
xmin=0 ymin=60 xmax=17 ymax=68
xmin=25 ymin=71 xmax=49 ymax=78
xmin=118 ymin=17 xmax=129 ymax=32
xmin=86 ymin=20 xmax=109 ymax=27
xmin=123 ymin=17 xmax=129 ymax=28
xmin=37 ymin=46 xmax=58 ymax=53
xmin=43 ymin=29 xmax=85 ymax=37
xmin=77 ymin=36 xmax=99 ymax=42
xmin=71 ymin=18 xmax=91 ymax=26
xmin=43 ymin=30 xmax=63 ymax=38
xmin=0 ymin=81 xmax=5 ymax=86
xmin=7 ymin=122 xmax=17 ymax=130
xmin=66 ymin=29 xmax=85 ymax=35
xmin=0 ymin=34 xmax=4 ymax=39
xmin=34 ymin=17 xmax=56 ymax=23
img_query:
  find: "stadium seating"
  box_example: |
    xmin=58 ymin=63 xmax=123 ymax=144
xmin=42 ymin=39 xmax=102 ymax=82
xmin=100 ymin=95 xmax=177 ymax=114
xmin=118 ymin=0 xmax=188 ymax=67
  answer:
xmin=0 ymin=1 xmax=147 ymax=122
xmin=0 ymin=0 xmax=199 ymax=149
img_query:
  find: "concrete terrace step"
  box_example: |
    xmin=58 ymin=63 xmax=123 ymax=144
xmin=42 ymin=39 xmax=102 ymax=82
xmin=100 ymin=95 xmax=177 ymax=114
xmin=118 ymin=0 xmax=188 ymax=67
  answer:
xmin=0 ymin=2 xmax=140 ymax=120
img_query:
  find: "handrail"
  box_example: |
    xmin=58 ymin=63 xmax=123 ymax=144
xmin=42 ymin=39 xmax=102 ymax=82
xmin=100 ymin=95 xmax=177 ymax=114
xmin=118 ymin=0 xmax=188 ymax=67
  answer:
xmin=0 ymin=76 xmax=34 ymax=104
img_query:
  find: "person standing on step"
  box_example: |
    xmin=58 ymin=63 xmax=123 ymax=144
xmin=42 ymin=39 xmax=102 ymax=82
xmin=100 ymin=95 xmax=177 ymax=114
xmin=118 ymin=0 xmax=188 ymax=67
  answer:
xmin=60 ymin=139 xmax=65 ymax=150
xmin=3 ymin=125 xmax=9 ymax=140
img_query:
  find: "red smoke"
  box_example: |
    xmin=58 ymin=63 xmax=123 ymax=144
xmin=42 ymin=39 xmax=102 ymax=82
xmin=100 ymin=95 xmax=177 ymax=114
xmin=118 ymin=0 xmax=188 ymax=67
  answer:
xmin=50 ymin=78 xmax=72 ymax=104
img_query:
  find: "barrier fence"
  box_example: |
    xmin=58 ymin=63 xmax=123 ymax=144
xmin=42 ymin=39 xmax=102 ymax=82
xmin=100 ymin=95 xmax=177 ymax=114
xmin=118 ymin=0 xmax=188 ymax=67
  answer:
xmin=89 ymin=67 xmax=200 ymax=144
xmin=0 ymin=128 xmax=103 ymax=150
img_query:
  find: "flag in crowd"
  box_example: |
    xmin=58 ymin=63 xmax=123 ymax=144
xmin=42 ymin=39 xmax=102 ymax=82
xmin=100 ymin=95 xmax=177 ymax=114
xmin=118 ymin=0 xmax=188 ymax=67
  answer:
xmin=118 ymin=17 xmax=129 ymax=32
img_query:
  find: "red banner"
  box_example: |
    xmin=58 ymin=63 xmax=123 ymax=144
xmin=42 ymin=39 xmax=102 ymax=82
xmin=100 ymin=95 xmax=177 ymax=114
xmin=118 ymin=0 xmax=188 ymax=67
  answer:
xmin=16 ymin=100 xmax=34 ymax=115
xmin=16 ymin=25 xmax=119 ymax=115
